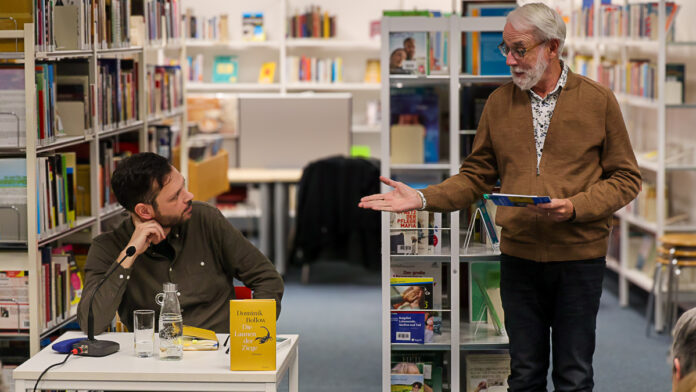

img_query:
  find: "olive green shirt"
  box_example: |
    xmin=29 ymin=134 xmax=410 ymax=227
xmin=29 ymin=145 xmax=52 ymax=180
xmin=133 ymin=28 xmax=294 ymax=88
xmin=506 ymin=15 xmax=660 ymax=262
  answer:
xmin=77 ymin=201 xmax=284 ymax=334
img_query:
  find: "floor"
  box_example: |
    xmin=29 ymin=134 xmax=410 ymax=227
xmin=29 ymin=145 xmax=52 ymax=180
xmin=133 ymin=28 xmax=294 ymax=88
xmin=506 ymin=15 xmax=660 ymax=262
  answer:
xmin=276 ymin=262 xmax=673 ymax=392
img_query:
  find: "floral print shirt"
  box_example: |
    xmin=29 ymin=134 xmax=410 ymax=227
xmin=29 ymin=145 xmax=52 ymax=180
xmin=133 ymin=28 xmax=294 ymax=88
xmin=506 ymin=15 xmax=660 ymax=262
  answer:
xmin=528 ymin=61 xmax=569 ymax=173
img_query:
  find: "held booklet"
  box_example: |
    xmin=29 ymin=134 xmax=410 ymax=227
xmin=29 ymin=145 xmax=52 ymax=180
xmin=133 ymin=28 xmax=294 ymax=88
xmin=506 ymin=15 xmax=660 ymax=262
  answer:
xmin=483 ymin=193 xmax=551 ymax=207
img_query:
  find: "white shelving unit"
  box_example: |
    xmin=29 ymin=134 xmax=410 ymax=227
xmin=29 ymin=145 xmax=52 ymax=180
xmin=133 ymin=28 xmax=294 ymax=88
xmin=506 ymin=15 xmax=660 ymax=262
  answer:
xmin=181 ymin=0 xmax=385 ymax=158
xmin=380 ymin=14 xmax=510 ymax=391
xmin=563 ymin=0 xmax=696 ymax=331
xmin=0 ymin=15 xmax=186 ymax=355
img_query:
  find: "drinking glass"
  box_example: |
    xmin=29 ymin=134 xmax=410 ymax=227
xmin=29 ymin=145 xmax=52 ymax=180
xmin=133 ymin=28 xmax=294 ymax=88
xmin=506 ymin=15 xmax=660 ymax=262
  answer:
xmin=133 ymin=309 xmax=155 ymax=358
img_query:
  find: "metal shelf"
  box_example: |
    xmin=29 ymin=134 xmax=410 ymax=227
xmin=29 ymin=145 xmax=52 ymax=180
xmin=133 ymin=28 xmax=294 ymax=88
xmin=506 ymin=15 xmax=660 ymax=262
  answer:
xmin=98 ymin=121 xmax=145 ymax=138
xmin=37 ymin=216 xmax=97 ymax=247
xmin=390 ymin=163 xmax=451 ymax=170
xmin=286 ymin=39 xmax=379 ymax=50
xmin=186 ymin=83 xmax=281 ymax=92
xmin=186 ymin=40 xmax=281 ymax=49
xmin=35 ymin=135 xmax=89 ymax=154
xmin=286 ymin=82 xmax=380 ymax=91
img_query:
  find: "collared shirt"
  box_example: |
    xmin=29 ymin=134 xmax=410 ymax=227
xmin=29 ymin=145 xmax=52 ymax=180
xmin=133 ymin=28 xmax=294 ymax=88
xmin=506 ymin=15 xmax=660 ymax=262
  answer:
xmin=77 ymin=201 xmax=284 ymax=334
xmin=529 ymin=61 xmax=569 ymax=172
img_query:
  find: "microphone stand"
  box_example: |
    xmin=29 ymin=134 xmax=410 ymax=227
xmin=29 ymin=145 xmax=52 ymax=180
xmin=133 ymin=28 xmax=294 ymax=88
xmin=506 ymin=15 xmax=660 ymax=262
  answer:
xmin=73 ymin=246 xmax=136 ymax=357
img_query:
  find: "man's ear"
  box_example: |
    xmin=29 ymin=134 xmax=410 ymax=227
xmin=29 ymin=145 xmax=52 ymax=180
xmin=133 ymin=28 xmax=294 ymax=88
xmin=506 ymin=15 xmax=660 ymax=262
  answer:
xmin=548 ymin=39 xmax=560 ymax=60
xmin=133 ymin=203 xmax=155 ymax=221
xmin=675 ymin=357 xmax=682 ymax=380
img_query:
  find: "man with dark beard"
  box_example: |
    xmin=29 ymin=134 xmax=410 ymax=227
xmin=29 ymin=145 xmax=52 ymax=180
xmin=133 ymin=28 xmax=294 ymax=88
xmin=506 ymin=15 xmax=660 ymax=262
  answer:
xmin=77 ymin=153 xmax=283 ymax=334
xmin=360 ymin=3 xmax=640 ymax=391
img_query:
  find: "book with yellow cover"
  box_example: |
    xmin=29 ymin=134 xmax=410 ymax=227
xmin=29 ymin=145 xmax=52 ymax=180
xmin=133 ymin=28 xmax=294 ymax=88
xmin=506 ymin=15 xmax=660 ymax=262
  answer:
xmin=258 ymin=62 xmax=276 ymax=84
xmin=182 ymin=325 xmax=219 ymax=351
xmin=229 ymin=299 xmax=276 ymax=371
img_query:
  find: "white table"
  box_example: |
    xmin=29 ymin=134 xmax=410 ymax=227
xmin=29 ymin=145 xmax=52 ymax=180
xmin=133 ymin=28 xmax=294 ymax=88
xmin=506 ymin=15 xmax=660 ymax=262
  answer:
xmin=14 ymin=332 xmax=299 ymax=392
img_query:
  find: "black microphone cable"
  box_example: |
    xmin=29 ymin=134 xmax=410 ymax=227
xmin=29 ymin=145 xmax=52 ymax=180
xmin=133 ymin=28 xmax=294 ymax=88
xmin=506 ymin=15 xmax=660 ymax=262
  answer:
xmin=32 ymin=347 xmax=81 ymax=392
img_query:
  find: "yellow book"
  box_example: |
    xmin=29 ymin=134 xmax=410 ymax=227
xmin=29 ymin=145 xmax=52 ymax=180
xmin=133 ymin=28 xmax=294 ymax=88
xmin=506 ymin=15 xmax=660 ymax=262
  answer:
xmin=229 ymin=299 xmax=276 ymax=371
xmin=182 ymin=325 xmax=219 ymax=351
xmin=258 ymin=62 xmax=276 ymax=84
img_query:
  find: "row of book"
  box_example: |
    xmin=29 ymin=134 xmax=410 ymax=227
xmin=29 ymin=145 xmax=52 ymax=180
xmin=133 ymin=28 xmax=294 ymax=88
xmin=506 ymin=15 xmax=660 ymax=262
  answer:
xmin=287 ymin=5 xmax=336 ymax=38
xmin=285 ymin=56 xmax=343 ymax=84
xmin=98 ymin=59 xmax=140 ymax=130
xmin=183 ymin=11 xmax=229 ymax=42
xmin=574 ymin=56 xmax=685 ymax=103
xmin=145 ymin=0 xmax=182 ymax=43
xmin=572 ymin=2 xmax=679 ymax=41
xmin=146 ymin=65 xmax=184 ymax=118
xmin=38 ymin=245 xmax=84 ymax=331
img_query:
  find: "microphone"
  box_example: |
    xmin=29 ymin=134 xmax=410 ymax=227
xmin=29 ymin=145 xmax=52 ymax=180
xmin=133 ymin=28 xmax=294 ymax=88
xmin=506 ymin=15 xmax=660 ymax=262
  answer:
xmin=73 ymin=245 xmax=137 ymax=357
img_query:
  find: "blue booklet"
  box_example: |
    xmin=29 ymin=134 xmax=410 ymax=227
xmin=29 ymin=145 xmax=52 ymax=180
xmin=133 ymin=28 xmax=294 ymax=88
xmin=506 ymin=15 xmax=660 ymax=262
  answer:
xmin=484 ymin=193 xmax=551 ymax=207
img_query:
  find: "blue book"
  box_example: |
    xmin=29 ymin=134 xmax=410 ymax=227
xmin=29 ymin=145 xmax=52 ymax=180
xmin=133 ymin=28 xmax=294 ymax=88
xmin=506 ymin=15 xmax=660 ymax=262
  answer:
xmin=484 ymin=193 xmax=551 ymax=207
xmin=212 ymin=56 xmax=238 ymax=83
xmin=477 ymin=6 xmax=516 ymax=76
xmin=391 ymin=312 xmax=425 ymax=344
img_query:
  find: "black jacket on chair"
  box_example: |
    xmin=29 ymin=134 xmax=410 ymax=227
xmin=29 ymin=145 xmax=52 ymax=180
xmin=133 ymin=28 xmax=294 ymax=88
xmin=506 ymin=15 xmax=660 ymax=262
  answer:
xmin=291 ymin=155 xmax=381 ymax=270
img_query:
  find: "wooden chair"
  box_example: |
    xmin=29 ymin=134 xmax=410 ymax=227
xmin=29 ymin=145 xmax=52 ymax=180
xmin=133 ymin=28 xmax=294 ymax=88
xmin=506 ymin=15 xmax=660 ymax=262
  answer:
xmin=646 ymin=234 xmax=696 ymax=335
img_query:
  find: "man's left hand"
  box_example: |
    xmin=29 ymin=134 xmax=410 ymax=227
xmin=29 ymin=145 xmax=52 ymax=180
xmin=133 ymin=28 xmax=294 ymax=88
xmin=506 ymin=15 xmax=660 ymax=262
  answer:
xmin=527 ymin=198 xmax=574 ymax=222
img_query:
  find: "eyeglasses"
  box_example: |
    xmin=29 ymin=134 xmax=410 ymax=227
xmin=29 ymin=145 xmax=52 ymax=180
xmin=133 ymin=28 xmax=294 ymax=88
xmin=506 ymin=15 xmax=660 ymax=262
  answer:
xmin=497 ymin=40 xmax=546 ymax=60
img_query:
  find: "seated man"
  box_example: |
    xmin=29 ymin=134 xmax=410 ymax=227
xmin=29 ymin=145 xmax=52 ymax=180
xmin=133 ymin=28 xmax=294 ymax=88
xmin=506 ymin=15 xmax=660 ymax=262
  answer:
xmin=672 ymin=308 xmax=696 ymax=392
xmin=77 ymin=153 xmax=284 ymax=334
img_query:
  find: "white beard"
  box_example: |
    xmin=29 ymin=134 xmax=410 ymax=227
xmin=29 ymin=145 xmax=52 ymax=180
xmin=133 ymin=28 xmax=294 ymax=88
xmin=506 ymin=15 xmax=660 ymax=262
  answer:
xmin=511 ymin=50 xmax=548 ymax=91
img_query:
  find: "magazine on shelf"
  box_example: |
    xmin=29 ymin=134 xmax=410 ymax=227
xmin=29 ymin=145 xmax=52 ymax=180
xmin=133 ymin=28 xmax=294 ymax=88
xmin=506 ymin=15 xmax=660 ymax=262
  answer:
xmin=391 ymin=277 xmax=434 ymax=310
xmin=389 ymin=32 xmax=428 ymax=75
xmin=391 ymin=263 xmax=442 ymax=309
xmin=465 ymin=353 xmax=510 ymax=392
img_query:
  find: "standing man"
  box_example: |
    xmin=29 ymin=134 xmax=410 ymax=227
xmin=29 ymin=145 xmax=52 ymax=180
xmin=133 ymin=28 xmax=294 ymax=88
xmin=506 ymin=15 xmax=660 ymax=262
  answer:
xmin=77 ymin=152 xmax=284 ymax=334
xmin=360 ymin=3 xmax=641 ymax=391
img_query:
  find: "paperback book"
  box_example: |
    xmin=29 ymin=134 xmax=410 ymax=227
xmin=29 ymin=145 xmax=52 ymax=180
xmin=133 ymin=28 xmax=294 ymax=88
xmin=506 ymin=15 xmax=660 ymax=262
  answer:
xmin=229 ymin=299 xmax=276 ymax=371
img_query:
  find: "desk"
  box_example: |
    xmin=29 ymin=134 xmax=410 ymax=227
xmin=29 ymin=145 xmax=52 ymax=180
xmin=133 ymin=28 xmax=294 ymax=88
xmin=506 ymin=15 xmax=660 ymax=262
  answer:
xmin=228 ymin=169 xmax=302 ymax=276
xmin=14 ymin=332 xmax=299 ymax=392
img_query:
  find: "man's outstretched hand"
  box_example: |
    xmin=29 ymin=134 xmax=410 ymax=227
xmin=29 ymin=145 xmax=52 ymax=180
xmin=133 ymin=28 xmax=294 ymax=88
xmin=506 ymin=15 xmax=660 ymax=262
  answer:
xmin=358 ymin=176 xmax=423 ymax=213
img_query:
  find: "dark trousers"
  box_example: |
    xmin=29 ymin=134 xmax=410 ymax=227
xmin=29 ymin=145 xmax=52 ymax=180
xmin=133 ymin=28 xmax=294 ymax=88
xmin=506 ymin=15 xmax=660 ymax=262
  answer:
xmin=500 ymin=253 xmax=605 ymax=392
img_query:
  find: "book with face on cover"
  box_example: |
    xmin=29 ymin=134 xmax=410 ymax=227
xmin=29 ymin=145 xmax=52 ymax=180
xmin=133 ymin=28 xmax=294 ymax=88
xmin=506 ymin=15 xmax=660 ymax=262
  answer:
xmin=229 ymin=299 xmax=276 ymax=370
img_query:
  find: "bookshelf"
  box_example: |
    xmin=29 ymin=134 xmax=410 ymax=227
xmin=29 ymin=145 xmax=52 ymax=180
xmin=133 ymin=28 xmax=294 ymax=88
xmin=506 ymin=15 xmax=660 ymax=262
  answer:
xmin=380 ymin=14 xmax=510 ymax=392
xmin=181 ymin=0 xmax=385 ymax=158
xmin=561 ymin=0 xmax=696 ymax=332
xmin=0 ymin=0 xmax=186 ymax=356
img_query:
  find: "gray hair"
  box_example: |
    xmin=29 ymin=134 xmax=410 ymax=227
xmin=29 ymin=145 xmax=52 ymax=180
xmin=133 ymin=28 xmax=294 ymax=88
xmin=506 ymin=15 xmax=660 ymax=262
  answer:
xmin=672 ymin=308 xmax=696 ymax=376
xmin=507 ymin=2 xmax=566 ymax=56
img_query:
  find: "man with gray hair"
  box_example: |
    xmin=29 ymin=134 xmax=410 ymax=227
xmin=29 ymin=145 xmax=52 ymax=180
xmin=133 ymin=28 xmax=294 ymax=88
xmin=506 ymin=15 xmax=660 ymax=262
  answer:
xmin=360 ymin=2 xmax=641 ymax=391
xmin=672 ymin=308 xmax=696 ymax=391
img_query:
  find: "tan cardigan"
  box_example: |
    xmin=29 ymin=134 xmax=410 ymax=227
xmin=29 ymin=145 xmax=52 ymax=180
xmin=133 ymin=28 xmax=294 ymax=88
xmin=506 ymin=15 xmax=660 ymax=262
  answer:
xmin=422 ymin=70 xmax=641 ymax=262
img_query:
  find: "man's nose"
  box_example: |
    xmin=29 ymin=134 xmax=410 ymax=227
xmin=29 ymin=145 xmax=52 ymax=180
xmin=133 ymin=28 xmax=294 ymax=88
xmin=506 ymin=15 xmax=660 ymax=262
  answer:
xmin=506 ymin=52 xmax=518 ymax=66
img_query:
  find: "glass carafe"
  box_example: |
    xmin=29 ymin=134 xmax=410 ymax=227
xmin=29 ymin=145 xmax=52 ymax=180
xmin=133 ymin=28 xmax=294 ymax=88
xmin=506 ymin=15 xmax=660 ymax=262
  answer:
xmin=156 ymin=282 xmax=183 ymax=360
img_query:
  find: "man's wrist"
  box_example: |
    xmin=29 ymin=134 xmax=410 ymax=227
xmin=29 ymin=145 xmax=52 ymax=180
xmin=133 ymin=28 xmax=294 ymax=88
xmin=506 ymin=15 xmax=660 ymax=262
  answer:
xmin=416 ymin=190 xmax=427 ymax=210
